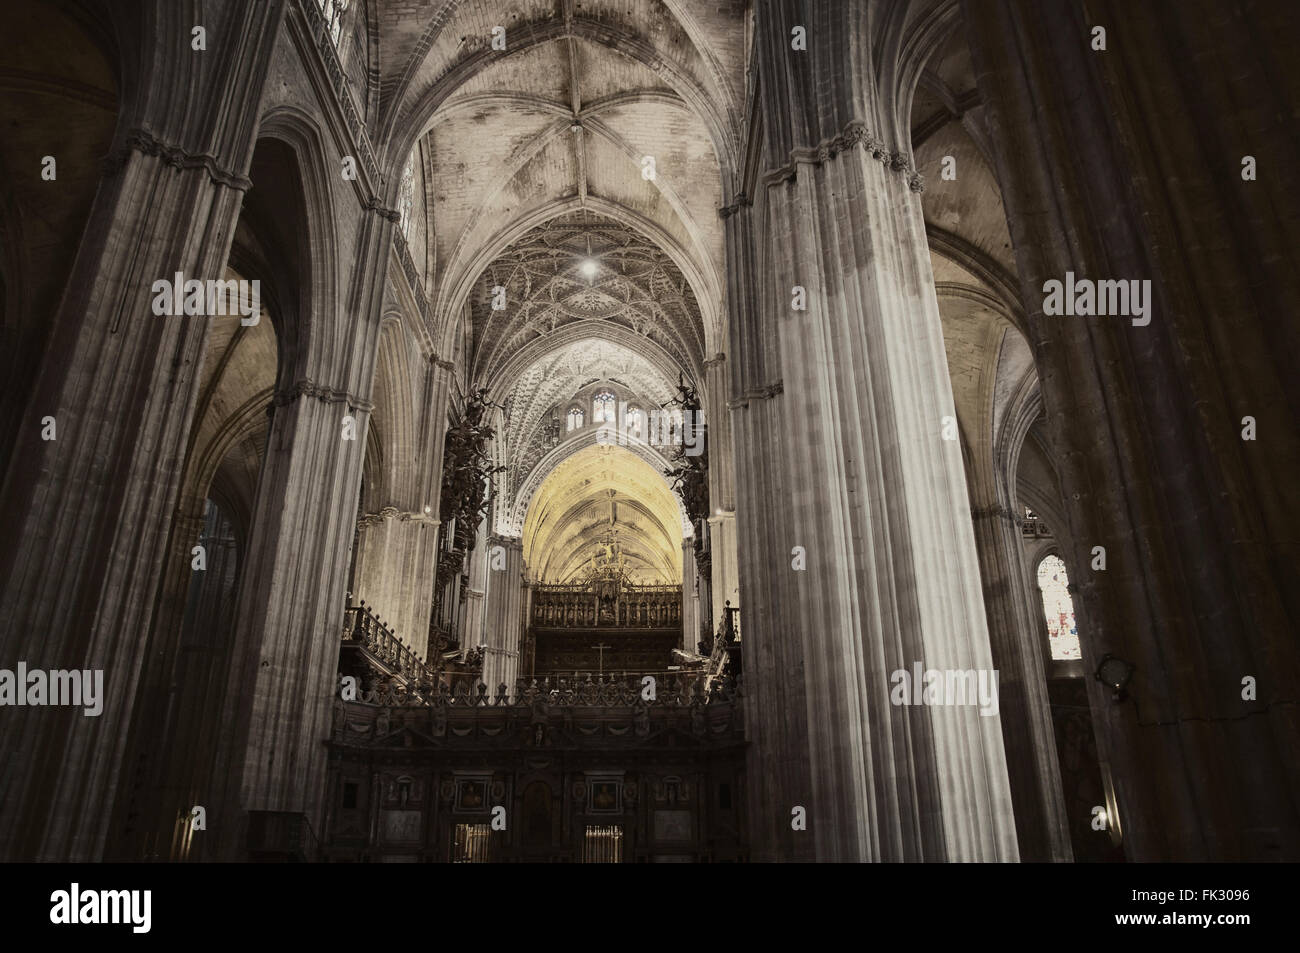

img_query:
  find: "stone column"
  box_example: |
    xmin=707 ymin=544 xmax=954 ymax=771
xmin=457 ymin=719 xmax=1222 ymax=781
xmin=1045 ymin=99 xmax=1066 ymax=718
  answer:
xmin=966 ymin=0 xmax=1300 ymax=860
xmin=482 ymin=535 xmax=524 ymax=693
xmin=460 ymin=514 xmax=490 ymax=659
xmin=726 ymin=0 xmax=1018 ymax=862
xmin=681 ymin=538 xmax=699 ymax=653
xmin=211 ymin=197 xmax=396 ymax=859
xmin=350 ymin=350 xmax=453 ymax=659
xmin=0 ymin=0 xmax=286 ymax=862
xmin=968 ymin=431 xmax=1073 ymax=861
xmin=706 ymin=513 xmax=740 ymax=634
xmin=351 ymin=507 xmax=439 ymax=657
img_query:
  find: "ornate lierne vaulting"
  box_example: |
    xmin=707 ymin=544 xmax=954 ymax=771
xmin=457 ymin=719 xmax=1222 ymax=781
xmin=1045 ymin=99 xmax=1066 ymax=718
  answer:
xmin=496 ymin=337 xmax=679 ymax=511
xmin=471 ymin=215 xmax=706 ymax=384
xmin=461 ymin=211 xmax=707 ymax=542
xmin=521 ymin=443 xmax=685 ymax=585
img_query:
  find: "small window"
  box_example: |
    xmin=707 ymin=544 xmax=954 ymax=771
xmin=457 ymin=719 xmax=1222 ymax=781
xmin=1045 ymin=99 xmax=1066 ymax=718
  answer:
xmin=1037 ymin=554 xmax=1080 ymax=660
xmin=583 ymin=825 xmax=623 ymax=863
xmin=318 ymin=0 xmax=351 ymax=47
xmin=593 ymin=390 xmax=616 ymax=424
xmin=567 ymin=407 xmax=584 ymax=431
xmin=626 ymin=406 xmax=645 ymax=439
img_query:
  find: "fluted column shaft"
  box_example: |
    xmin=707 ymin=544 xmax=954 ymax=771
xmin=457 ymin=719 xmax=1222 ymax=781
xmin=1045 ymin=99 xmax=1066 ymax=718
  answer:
xmin=0 ymin=0 xmax=285 ymax=862
xmin=482 ymin=535 xmax=524 ymax=692
xmin=728 ymin=0 xmax=1018 ymax=860
xmin=681 ymin=539 xmax=699 ymax=652
xmin=969 ymin=495 xmax=1073 ymax=861
xmin=351 ymin=508 xmax=439 ymax=657
xmin=966 ymin=0 xmax=1300 ymax=860
xmin=212 ymin=201 xmax=395 ymax=859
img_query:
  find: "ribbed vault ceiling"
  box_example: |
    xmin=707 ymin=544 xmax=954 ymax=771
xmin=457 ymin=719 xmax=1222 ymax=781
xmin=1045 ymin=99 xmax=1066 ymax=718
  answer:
xmin=471 ymin=213 xmax=705 ymax=388
xmin=522 ymin=443 xmax=682 ymax=584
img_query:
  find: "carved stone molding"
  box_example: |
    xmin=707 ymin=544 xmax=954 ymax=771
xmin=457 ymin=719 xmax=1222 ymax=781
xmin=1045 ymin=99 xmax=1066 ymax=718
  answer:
xmin=727 ymin=381 xmax=783 ymax=409
xmin=272 ymin=378 xmax=374 ymax=412
xmin=717 ymin=192 xmax=752 ymax=219
xmin=762 ymin=120 xmax=925 ymax=193
xmin=102 ymin=128 xmax=252 ymax=191
xmin=357 ymin=506 xmax=437 ymax=529
xmin=703 ymin=353 xmax=727 ymax=368
xmin=970 ymin=503 xmax=1022 ymax=526
xmin=366 ymin=196 xmax=401 ymax=224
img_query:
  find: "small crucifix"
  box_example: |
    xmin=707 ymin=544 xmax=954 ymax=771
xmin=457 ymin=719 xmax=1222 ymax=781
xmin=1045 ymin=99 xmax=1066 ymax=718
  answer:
xmin=591 ymin=642 xmax=613 ymax=676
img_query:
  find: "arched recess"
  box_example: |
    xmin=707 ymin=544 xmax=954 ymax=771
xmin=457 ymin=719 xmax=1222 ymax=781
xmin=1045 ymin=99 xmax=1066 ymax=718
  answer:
xmin=506 ymin=413 xmax=690 ymax=541
xmin=522 ymin=443 xmax=686 ymax=585
xmin=117 ymin=116 xmax=345 ymax=860
xmin=346 ymin=309 xmax=441 ymax=650
xmin=367 ymin=315 xmax=421 ymax=506
xmin=112 ymin=252 xmax=280 ymax=860
xmin=251 ymin=107 xmax=342 ymax=384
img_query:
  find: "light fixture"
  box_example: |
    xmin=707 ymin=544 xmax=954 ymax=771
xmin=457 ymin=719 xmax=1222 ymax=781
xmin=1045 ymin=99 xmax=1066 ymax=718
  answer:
xmin=1095 ymin=653 xmax=1136 ymax=701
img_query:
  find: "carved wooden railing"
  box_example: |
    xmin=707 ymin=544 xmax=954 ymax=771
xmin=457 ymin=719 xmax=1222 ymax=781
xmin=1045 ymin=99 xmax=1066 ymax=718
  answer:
xmin=531 ymin=583 xmax=682 ymax=628
xmin=342 ymin=602 xmax=435 ymax=683
xmin=340 ymin=670 xmax=739 ymax=710
xmin=328 ymin=672 xmax=745 ymax=749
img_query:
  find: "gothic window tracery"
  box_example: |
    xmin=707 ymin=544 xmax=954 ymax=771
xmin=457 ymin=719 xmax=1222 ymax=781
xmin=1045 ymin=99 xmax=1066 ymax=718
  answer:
xmin=626 ymin=406 xmax=645 ymax=439
xmin=593 ymin=390 xmax=616 ymax=424
xmin=1037 ymin=554 xmax=1081 ymax=660
xmin=567 ymin=406 xmax=584 ymax=431
xmin=317 ymin=0 xmax=350 ymax=47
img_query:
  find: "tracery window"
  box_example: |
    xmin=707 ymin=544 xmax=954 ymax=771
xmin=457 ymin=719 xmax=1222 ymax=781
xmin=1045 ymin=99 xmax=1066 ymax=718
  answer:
xmin=626 ymin=406 xmax=645 ymax=439
xmin=1037 ymin=554 xmax=1081 ymax=660
xmin=567 ymin=407 xmax=584 ymax=431
xmin=593 ymin=390 xmax=616 ymax=424
xmin=398 ymin=157 xmax=415 ymax=239
xmin=317 ymin=0 xmax=350 ymax=47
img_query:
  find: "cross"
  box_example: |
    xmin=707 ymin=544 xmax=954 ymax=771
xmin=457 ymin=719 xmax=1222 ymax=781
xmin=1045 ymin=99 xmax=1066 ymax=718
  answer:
xmin=591 ymin=643 xmax=613 ymax=676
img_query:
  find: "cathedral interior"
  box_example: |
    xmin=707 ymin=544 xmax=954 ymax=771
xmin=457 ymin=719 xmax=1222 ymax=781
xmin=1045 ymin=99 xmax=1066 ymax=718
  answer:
xmin=0 ymin=0 xmax=1297 ymax=866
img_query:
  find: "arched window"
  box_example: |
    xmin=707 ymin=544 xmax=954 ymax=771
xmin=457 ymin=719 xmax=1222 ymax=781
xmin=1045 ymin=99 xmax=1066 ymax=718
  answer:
xmin=592 ymin=390 xmax=616 ymax=424
xmin=567 ymin=407 xmax=584 ymax=431
xmin=318 ymin=0 xmax=351 ymax=47
xmin=398 ymin=158 xmax=415 ymax=239
xmin=1037 ymin=554 xmax=1080 ymax=660
xmin=626 ymin=406 xmax=644 ymax=439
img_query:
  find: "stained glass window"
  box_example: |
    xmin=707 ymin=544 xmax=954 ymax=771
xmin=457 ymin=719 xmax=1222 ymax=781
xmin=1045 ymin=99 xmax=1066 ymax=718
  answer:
xmin=1037 ymin=554 xmax=1080 ymax=660
xmin=593 ymin=390 xmax=616 ymax=424
xmin=567 ymin=407 xmax=584 ymax=431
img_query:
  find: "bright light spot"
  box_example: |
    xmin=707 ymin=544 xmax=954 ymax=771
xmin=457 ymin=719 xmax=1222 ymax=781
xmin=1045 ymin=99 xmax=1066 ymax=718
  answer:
xmin=580 ymin=258 xmax=599 ymax=278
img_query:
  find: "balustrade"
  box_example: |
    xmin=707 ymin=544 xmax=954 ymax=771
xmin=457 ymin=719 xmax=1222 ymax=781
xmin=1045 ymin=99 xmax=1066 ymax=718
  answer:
xmin=530 ymin=583 xmax=682 ymax=628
